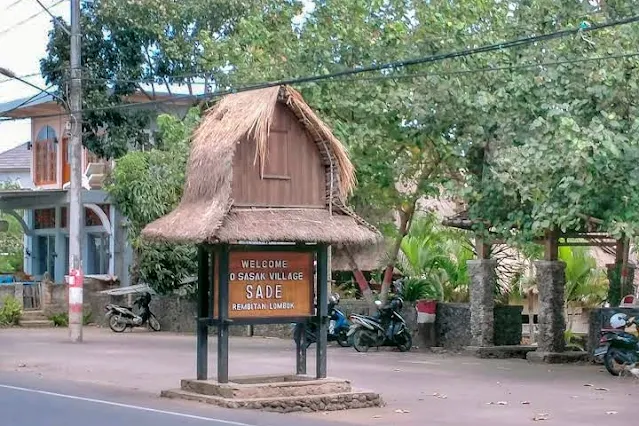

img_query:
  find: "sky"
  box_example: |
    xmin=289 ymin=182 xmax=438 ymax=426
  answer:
xmin=0 ymin=0 xmax=316 ymax=153
xmin=0 ymin=0 xmax=70 ymax=151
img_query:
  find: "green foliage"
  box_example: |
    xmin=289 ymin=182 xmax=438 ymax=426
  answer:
xmin=399 ymin=277 xmax=442 ymax=303
xmin=0 ymin=181 xmax=25 ymax=273
xmin=105 ymin=108 xmax=200 ymax=294
xmin=49 ymin=311 xmax=93 ymax=327
xmin=457 ymin=1 xmax=639 ymax=243
xmin=399 ymin=214 xmax=473 ymax=303
xmin=559 ymin=246 xmax=608 ymax=309
xmin=49 ymin=312 xmax=68 ymax=327
xmin=0 ymin=296 xmax=22 ymax=326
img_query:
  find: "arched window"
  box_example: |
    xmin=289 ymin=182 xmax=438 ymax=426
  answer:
xmin=35 ymin=125 xmax=58 ymax=184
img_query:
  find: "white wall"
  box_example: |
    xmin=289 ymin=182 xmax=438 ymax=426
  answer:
xmin=0 ymin=171 xmax=33 ymax=188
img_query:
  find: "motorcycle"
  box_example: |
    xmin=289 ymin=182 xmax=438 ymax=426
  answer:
xmin=594 ymin=313 xmax=639 ymax=376
xmin=347 ymin=296 xmax=412 ymax=353
xmin=104 ymin=291 xmax=161 ymax=333
xmin=293 ymin=293 xmax=351 ymax=349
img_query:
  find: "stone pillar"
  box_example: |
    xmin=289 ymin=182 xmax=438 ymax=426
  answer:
xmin=535 ymin=261 xmax=566 ymax=353
xmin=606 ymin=263 xmax=636 ymax=307
xmin=13 ymin=283 xmax=24 ymax=308
xmin=468 ymin=259 xmax=497 ymax=346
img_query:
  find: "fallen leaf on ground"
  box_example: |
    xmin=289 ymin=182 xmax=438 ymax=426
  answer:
xmin=595 ymin=387 xmax=609 ymax=392
xmin=584 ymin=383 xmax=593 ymax=387
xmin=533 ymin=413 xmax=550 ymax=421
xmin=394 ymin=409 xmax=410 ymax=414
xmin=497 ymin=401 xmax=508 ymax=406
xmin=372 ymin=415 xmax=382 ymax=419
xmin=17 ymin=363 xmax=26 ymax=368
xmin=606 ymin=411 xmax=618 ymax=415
xmin=521 ymin=401 xmax=531 ymax=405
xmin=432 ymin=393 xmax=448 ymax=399
xmin=393 ymin=368 xmax=401 ymax=372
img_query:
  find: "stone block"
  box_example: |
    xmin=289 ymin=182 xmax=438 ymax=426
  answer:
xmin=162 ymin=374 xmax=381 ymax=412
xmin=468 ymin=259 xmax=497 ymax=346
xmin=535 ymin=261 xmax=566 ymax=353
xmin=526 ymin=350 xmax=588 ymax=364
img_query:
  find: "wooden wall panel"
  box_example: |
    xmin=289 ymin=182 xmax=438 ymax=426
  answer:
xmin=231 ymin=103 xmax=326 ymax=207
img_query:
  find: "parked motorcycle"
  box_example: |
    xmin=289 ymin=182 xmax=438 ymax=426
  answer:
xmin=104 ymin=292 xmax=161 ymax=332
xmin=347 ymin=296 xmax=412 ymax=352
xmin=293 ymin=293 xmax=352 ymax=349
xmin=594 ymin=312 xmax=639 ymax=376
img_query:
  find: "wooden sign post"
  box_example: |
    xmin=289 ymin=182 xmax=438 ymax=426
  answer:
xmin=196 ymin=243 xmax=328 ymax=384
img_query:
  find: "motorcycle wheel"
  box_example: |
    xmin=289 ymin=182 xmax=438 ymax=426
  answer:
xmin=604 ymin=350 xmax=626 ymax=376
xmin=148 ymin=314 xmax=161 ymax=332
xmin=336 ymin=329 xmax=351 ymax=347
xmin=396 ymin=329 xmax=412 ymax=352
xmin=352 ymin=329 xmax=374 ymax=353
xmin=108 ymin=315 xmax=127 ymax=333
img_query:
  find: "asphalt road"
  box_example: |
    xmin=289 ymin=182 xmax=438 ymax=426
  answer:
xmin=0 ymin=371 xmax=346 ymax=426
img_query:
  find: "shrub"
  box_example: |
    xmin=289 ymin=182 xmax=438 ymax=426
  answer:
xmin=399 ymin=277 xmax=443 ymax=303
xmin=0 ymin=295 xmax=22 ymax=326
xmin=49 ymin=312 xmax=69 ymax=327
xmin=49 ymin=311 xmax=93 ymax=327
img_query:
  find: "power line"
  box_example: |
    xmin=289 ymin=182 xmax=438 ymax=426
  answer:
xmin=2 ymin=15 xmax=639 ymax=121
xmin=3 ymin=0 xmax=25 ymax=11
xmin=33 ymin=0 xmax=70 ymax=35
xmin=0 ymin=71 xmax=41 ymax=85
xmin=0 ymin=0 xmax=66 ymax=39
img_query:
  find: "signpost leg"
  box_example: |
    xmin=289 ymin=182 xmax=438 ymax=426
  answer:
xmin=316 ymin=244 xmax=329 ymax=379
xmin=217 ymin=244 xmax=230 ymax=384
xmin=196 ymin=245 xmax=209 ymax=381
xmin=296 ymin=324 xmax=307 ymax=375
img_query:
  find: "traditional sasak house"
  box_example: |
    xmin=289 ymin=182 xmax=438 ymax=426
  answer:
xmin=142 ymin=85 xmax=380 ymax=254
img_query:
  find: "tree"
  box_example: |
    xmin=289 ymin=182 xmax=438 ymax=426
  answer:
xmin=459 ymin=1 xmax=639 ymax=245
xmin=0 ymin=182 xmax=25 ymax=273
xmin=105 ymin=108 xmax=200 ymax=293
xmin=40 ymin=0 xmax=268 ymax=158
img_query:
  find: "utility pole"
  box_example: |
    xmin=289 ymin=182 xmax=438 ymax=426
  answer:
xmin=68 ymin=0 xmax=84 ymax=343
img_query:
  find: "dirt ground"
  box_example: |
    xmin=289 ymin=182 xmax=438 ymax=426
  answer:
xmin=1 ymin=327 xmax=638 ymax=425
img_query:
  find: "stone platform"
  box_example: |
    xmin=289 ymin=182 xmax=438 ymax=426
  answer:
xmin=160 ymin=374 xmax=383 ymax=413
xmin=464 ymin=345 xmax=537 ymax=359
xmin=526 ymin=350 xmax=589 ymax=364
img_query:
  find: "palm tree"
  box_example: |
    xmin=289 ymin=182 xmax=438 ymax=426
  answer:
xmin=559 ymin=246 xmax=608 ymax=330
xmin=398 ymin=214 xmax=474 ymax=303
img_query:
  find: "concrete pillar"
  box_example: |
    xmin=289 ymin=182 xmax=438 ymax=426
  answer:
xmin=13 ymin=283 xmax=24 ymax=308
xmin=535 ymin=261 xmax=566 ymax=353
xmin=468 ymin=259 xmax=497 ymax=346
xmin=54 ymin=206 xmax=66 ymax=283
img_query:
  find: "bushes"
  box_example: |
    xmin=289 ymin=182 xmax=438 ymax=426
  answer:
xmin=0 ymin=296 xmax=22 ymax=326
xmin=399 ymin=277 xmax=442 ymax=302
xmin=49 ymin=311 xmax=94 ymax=327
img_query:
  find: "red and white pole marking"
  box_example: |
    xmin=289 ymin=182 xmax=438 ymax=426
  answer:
xmin=68 ymin=267 xmax=84 ymax=341
xmin=416 ymin=300 xmax=437 ymax=324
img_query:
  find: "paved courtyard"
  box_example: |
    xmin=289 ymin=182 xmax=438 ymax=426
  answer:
xmin=1 ymin=327 xmax=638 ymax=425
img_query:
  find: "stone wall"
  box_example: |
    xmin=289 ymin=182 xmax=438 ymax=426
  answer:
xmin=0 ymin=285 xmax=15 ymax=306
xmin=435 ymin=303 xmax=523 ymax=349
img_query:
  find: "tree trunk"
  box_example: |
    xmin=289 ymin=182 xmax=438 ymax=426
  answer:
xmin=344 ymin=247 xmax=376 ymax=308
xmin=380 ymin=200 xmax=417 ymax=304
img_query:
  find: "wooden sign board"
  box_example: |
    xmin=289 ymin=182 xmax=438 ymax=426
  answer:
xmin=213 ymin=251 xmax=314 ymax=319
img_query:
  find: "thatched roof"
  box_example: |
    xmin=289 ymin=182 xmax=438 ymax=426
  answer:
xmin=142 ymin=85 xmax=380 ymax=245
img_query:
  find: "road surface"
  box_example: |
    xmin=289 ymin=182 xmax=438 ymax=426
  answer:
xmin=0 ymin=371 xmax=345 ymax=426
xmin=2 ymin=328 xmax=639 ymax=425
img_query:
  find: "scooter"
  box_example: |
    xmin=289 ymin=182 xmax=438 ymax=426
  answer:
xmin=293 ymin=294 xmax=352 ymax=349
xmin=105 ymin=292 xmax=161 ymax=332
xmin=595 ymin=316 xmax=639 ymax=376
xmin=347 ymin=297 xmax=412 ymax=352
